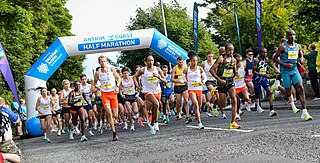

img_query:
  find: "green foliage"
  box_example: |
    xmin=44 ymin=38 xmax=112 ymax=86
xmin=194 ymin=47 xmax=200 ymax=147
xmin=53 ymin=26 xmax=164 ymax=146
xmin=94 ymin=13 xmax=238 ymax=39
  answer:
xmin=117 ymin=1 xmax=218 ymax=71
xmin=0 ymin=0 xmax=84 ymax=99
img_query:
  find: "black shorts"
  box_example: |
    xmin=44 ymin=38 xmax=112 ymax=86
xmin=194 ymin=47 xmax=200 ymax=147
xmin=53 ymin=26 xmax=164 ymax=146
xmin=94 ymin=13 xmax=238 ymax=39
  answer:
xmin=139 ymin=92 xmax=146 ymax=101
xmin=39 ymin=114 xmax=52 ymax=119
xmin=218 ymin=84 xmax=234 ymax=94
xmin=174 ymin=85 xmax=188 ymax=94
xmin=52 ymin=110 xmax=62 ymax=116
xmin=62 ymin=107 xmax=70 ymax=114
xmin=84 ymin=105 xmax=93 ymax=111
xmin=124 ymin=95 xmax=136 ymax=104
xmin=70 ymin=106 xmax=83 ymax=114
xmin=118 ymin=95 xmax=124 ymax=104
xmin=206 ymin=80 xmax=217 ymax=87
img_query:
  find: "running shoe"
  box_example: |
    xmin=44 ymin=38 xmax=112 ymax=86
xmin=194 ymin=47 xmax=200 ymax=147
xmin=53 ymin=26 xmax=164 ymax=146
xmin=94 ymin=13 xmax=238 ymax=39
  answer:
xmin=269 ymin=110 xmax=277 ymax=117
xmin=113 ymin=135 xmax=119 ymax=141
xmin=186 ymin=117 xmax=193 ymax=124
xmin=235 ymin=114 xmax=241 ymax=121
xmin=212 ymin=108 xmax=220 ymax=117
xmin=198 ymin=123 xmax=204 ymax=129
xmin=93 ymin=122 xmax=98 ymax=130
xmin=45 ymin=138 xmax=51 ymax=143
xmin=154 ymin=122 xmax=159 ymax=131
xmin=75 ymin=127 xmax=81 ymax=135
xmin=118 ymin=121 xmax=123 ymax=126
xmin=244 ymin=102 xmax=251 ymax=112
xmin=89 ymin=130 xmax=95 ymax=136
xmin=176 ymin=115 xmax=182 ymax=121
xmin=301 ymin=112 xmax=313 ymax=121
xmin=163 ymin=119 xmax=169 ymax=124
xmin=107 ymin=124 xmax=111 ymax=131
xmin=257 ymin=105 xmax=264 ymax=113
xmin=292 ymin=108 xmax=300 ymax=114
xmin=64 ymin=127 xmax=69 ymax=133
xmin=130 ymin=125 xmax=135 ymax=131
xmin=239 ymin=110 xmax=244 ymax=116
xmin=98 ymin=127 xmax=103 ymax=134
xmin=206 ymin=112 xmax=213 ymax=117
xmin=230 ymin=122 xmax=241 ymax=129
xmin=61 ymin=129 xmax=65 ymax=134
xmin=80 ymin=135 xmax=88 ymax=142
xmin=123 ymin=123 xmax=128 ymax=130
xmin=222 ymin=114 xmax=227 ymax=119
xmin=43 ymin=133 xmax=47 ymax=140
xmin=226 ymin=104 xmax=232 ymax=109
xmin=69 ymin=133 xmax=74 ymax=140
xmin=57 ymin=130 xmax=61 ymax=136
xmin=170 ymin=109 xmax=176 ymax=116
xmin=312 ymin=97 xmax=320 ymax=101
xmin=150 ymin=126 xmax=156 ymax=135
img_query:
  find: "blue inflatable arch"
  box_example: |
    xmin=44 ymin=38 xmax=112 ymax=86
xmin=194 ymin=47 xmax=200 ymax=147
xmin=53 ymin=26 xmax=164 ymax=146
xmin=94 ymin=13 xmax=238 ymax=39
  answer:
xmin=24 ymin=28 xmax=188 ymax=120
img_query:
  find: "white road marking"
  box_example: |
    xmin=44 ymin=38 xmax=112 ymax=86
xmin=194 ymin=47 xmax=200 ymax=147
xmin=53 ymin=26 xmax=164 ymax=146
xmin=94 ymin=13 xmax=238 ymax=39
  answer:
xmin=187 ymin=125 xmax=254 ymax=133
xmin=311 ymin=135 xmax=320 ymax=138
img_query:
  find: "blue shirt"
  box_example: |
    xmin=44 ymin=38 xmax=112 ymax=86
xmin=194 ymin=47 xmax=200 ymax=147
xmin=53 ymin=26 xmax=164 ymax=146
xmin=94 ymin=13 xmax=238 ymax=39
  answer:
xmin=160 ymin=74 xmax=174 ymax=96
xmin=19 ymin=104 xmax=27 ymax=121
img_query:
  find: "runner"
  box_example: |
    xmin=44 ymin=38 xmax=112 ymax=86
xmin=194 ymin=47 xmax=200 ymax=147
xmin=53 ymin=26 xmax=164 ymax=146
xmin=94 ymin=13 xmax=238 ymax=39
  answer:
xmin=234 ymin=54 xmax=250 ymax=121
xmin=120 ymin=67 xmax=139 ymax=131
xmin=134 ymin=55 xmax=167 ymax=135
xmin=210 ymin=43 xmax=241 ymax=129
xmin=160 ymin=65 xmax=174 ymax=124
xmin=93 ymin=55 xmax=120 ymax=141
xmin=80 ymin=74 xmax=95 ymax=136
xmin=273 ymin=30 xmax=313 ymax=121
xmin=68 ymin=80 xmax=90 ymax=142
xmin=171 ymin=56 xmax=192 ymax=124
xmin=181 ymin=51 xmax=206 ymax=129
xmin=35 ymin=87 xmax=55 ymax=143
xmin=134 ymin=65 xmax=148 ymax=127
xmin=253 ymin=48 xmax=277 ymax=116
xmin=244 ymin=48 xmax=255 ymax=111
xmin=201 ymin=50 xmax=220 ymax=117
xmin=59 ymin=79 xmax=73 ymax=139
xmin=50 ymin=88 xmax=62 ymax=136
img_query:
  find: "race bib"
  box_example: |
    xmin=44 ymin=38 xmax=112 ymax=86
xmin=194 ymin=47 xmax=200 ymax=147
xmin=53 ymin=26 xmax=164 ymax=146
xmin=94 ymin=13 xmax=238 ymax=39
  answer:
xmin=223 ymin=69 xmax=233 ymax=78
xmin=288 ymin=51 xmax=298 ymax=60
xmin=260 ymin=68 xmax=267 ymax=75
xmin=166 ymin=83 xmax=172 ymax=88
xmin=75 ymin=100 xmax=83 ymax=106
xmin=235 ymin=76 xmax=244 ymax=81
xmin=125 ymin=89 xmax=134 ymax=93
xmin=248 ymin=69 xmax=253 ymax=75
xmin=42 ymin=105 xmax=50 ymax=110
xmin=147 ymin=77 xmax=158 ymax=83
xmin=191 ymin=81 xmax=200 ymax=87
xmin=102 ymin=83 xmax=113 ymax=88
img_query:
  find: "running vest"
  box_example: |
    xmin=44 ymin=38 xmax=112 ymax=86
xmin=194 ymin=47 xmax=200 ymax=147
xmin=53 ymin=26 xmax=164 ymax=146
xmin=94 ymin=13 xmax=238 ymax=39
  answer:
xmin=245 ymin=58 xmax=254 ymax=78
xmin=187 ymin=66 xmax=202 ymax=91
xmin=122 ymin=76 xmax=136 ymax=95
xmin=253 ymin=57 xmax=268 ymax=83
xmin=39 ymin=96 xmax=52 ymax=115
xmin=234 ymin=62 xmax=246 ymax=88
xmin=173 ymin=65 xmax=186 ymax=86
xmin=204 ymin=60 xmax=217 ymax=81
xmin=217 ymin=57 xmax=235 ymax=86
xmin=80 ymin=84 xmax=91 ymax=106
xmin=50 ymin=95 xmax=60 ymax=111
xmin=98 ymin=67 xmax=116 ymax=92
xmin=280 ymin=41 xmax=299 ymax=73
xmin=62 ymin=89 xmax=70 ymax=105
xmin=72 ymin=91 xmax=83 ymax=106
xmin=161 ymin=74 xmax=174 ymax=94
xmin=141 ymin=67 xmax=161 ymax=94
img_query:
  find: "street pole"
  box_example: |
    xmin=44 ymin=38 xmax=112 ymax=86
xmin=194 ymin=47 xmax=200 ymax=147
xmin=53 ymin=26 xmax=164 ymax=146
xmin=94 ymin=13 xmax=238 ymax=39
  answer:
xmin=159 ymin=0 xmax=172 ymax=70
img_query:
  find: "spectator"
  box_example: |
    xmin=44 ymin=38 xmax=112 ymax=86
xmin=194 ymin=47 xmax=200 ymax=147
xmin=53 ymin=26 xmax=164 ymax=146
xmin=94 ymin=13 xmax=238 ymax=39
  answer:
xmin=304 ymin=43 xmax=320 ymax=100
xmin=0 ymin=97 xmax=21 ymax=162
xmin=18 ymin=99 xmax=27 ymax=136
xmin=10 ymin=98 xmax=21 ymax=136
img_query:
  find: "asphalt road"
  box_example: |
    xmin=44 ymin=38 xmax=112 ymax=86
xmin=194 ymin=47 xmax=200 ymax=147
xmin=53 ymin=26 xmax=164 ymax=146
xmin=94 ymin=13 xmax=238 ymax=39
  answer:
xmin=19 ymin=103 xmax=320 ymax=163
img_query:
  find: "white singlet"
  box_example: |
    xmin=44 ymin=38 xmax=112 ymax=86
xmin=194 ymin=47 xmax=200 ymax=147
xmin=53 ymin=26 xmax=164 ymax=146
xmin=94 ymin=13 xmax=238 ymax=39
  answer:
xmin=141 ymin=67 xmax=161 ymax=94
xmin=187 ymin=66 xmax=202 ymax=91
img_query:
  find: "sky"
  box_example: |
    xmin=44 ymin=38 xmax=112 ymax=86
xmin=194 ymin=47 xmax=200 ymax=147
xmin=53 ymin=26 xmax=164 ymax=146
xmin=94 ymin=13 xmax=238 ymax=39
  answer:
xmin=65 ymin=0 xmax=209 ymax=79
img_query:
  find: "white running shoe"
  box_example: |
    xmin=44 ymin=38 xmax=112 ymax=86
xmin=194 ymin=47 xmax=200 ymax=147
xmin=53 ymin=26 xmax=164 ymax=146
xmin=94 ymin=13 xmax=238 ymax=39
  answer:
xmin=75 ymin=126 xmax=81 ymax=135
xmin=154 ymin=122 xmax=159 ymax=131
xmin=226 ymin=104 xmax=232 ymax=109
xmin=206 ymin=112 xmax=213 ymax=117
xmin=301 ymin=112 xmax=313 ymax=121
xmin=80 ymin=135 xmax=88 ymax=142
xmin=269 ymin=110 xmax=277 ymax=117
xmin=98 ymin=127 xmax=103 ymax=134
xmin=93 ymin=122 xmax=98 ymax=130
xmin=257 ymin=105 xmax=264 ymax=113
xmin=43 ymin=133 xmax=47 ymax=140
xmin=57 ymin=130 xmax=61 ymax=136
xmin=222 ymin=114 xmax=227 ymax=119
xmin=130 ymin=125 xmax=135 ymax=131
xmin=69 ymin=133 xmax=74 ymax=140
xmin=89 ymin=130 xmax=94 ymax=136
xmin=244 ymin=102 xmax=251 ymax=112
xmin=123 ymin=123 xmax=128 ymax=130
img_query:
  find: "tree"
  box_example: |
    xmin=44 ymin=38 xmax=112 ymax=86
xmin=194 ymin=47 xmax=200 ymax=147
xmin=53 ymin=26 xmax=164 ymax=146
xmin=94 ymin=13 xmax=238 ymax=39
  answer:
xmin=201 ymin=0 xmax=302 ymax=55
xmin=0 ymin=0 xmax=85 ymax=99
xmin=117 ymin=1 xmax=218 ymax=72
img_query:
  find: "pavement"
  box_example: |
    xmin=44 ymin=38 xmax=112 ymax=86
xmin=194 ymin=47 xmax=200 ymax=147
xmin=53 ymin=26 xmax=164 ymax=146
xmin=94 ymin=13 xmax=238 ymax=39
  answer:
xmin=18 ymin=99 xmax=320 ymax=163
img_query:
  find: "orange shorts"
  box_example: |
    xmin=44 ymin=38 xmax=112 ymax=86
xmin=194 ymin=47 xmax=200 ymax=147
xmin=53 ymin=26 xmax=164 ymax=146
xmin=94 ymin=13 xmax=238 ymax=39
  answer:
xmin=236 ymin=86 xmax=247 ymax=94
xmin=101 ymin=91 xmax=118 ymax=109
xmin=188 ymin=90 xmax=202 ymax=97
xmin=144 ymin=92 xmax=161 ymax=101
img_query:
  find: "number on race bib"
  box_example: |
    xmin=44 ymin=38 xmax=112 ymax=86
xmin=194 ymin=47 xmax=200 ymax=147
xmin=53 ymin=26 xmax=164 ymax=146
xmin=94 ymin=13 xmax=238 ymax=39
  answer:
xmin=191 ymin=81 xmax=200 ymax=87
xmin=147 ymin=77 xmax=158 ymax=83
xmin=248 ymin=69 xmax=253 ymax=75
xmin=42 ymin=105 xmax=50 ymax=110
xmin=223 ymin=69 xmax=233 ymax=78
xmin=103 ymin=83 xmax=113 ymax=88
xmin=288 ymin=51 xmax=298 ymax=60
xmin=260 ymin=68 xmax=267 ymax=75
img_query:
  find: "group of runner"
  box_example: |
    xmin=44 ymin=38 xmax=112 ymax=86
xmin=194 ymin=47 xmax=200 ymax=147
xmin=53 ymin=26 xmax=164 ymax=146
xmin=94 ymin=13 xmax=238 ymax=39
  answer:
xmin=36 ymin=30 xmax=313 ymax=143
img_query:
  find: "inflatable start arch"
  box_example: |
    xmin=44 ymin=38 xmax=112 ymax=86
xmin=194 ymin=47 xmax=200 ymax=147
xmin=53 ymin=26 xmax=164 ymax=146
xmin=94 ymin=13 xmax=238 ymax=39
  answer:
xmin=24 ymin=28 xmax=188 ymax=134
